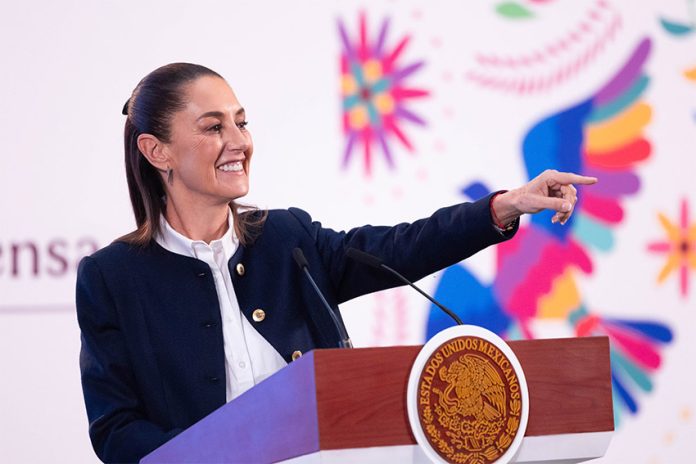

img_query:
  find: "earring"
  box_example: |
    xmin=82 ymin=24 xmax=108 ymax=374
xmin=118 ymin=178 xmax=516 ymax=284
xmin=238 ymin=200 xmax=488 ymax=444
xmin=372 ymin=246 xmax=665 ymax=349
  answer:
xmin=166 ymin=167 xmax=174 ymax=186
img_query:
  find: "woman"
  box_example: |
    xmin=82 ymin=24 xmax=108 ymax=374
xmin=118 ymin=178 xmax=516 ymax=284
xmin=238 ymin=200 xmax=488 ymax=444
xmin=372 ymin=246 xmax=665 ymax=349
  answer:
xmin=76 ymin=63 xmax=596 ymax=463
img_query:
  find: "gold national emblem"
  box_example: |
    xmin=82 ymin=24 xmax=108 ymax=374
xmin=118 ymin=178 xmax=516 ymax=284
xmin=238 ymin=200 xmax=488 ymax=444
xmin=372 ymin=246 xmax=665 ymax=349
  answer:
xmin=417 ymin=335 xmax=523 ymax=464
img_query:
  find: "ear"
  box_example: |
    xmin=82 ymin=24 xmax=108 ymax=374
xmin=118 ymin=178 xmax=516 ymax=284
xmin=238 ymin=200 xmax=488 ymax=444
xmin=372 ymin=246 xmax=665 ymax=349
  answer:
xmin=137 ymin=133 xmax=169 ymax=172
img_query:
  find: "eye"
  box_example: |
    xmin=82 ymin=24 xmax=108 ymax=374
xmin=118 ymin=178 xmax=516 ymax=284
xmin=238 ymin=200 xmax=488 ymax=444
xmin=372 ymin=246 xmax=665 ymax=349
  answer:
xmin=236 ymin=120 xmax=249 ymax=131
xmin=208 ymin=123 xmax=223 ymax=133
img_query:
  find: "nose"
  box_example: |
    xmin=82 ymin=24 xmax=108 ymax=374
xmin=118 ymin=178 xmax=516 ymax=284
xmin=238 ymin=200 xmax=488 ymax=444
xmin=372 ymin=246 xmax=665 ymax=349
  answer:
xmin=224 ymin=126 xmax=249 ymax=152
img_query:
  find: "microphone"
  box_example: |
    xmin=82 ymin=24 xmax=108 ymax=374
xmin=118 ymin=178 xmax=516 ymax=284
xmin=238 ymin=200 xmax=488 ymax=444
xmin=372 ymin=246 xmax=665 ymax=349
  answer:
xmin=345 ymin=247 xmax=463 ymax=326
xmin=292 ymin=248 xmax=353 ymax=349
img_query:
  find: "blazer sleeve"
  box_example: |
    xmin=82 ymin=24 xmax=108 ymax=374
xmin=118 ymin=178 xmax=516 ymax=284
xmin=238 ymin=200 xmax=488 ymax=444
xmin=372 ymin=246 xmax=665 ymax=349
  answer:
xmin=76 ymin=256 xmax=181 ymax=463
xmin=289 ymin=193 xmax=517 ymax=303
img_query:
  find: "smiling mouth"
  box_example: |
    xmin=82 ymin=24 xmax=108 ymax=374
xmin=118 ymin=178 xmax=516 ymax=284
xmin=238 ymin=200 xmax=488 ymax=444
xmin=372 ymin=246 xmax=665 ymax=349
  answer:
xmin=217 ymin=160 xmax=244 ymax=173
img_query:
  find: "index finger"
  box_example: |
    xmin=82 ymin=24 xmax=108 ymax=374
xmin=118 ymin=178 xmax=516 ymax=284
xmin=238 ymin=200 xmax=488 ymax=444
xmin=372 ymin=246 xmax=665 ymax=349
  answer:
xmin=547 ymin=171 xmax=598 ymax=186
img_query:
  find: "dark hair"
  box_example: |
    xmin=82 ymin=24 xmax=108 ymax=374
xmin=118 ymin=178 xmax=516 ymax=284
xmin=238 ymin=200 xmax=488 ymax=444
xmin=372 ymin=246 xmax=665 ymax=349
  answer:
xmin=118 ymin=63 xmax=265 ymax=246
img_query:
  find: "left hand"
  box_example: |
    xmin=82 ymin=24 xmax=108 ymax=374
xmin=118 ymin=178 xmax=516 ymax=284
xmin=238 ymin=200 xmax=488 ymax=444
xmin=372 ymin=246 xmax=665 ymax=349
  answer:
xmin=492 ymin=169 xmax=598 ymax=226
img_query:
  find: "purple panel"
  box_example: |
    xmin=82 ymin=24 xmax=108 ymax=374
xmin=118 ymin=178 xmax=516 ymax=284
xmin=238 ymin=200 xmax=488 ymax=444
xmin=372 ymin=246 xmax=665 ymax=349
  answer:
xmin=583 ymin=168 xmax=640 ymax=197
xmin=142 ymin=352 xmax=319 ymax=463
xmin=594 ymin=38 xmax=650 ymax=105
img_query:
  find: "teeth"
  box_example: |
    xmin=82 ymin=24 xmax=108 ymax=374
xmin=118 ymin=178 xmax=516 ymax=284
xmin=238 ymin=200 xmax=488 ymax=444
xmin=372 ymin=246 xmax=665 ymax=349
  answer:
xmin=218 ymin=161 xmax=243 ymax=172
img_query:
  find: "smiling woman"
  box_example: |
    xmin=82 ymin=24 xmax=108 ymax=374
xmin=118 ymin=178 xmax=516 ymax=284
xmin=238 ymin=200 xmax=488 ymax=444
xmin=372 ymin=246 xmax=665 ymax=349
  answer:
xmin=120 ymin=64 xmax=263 ymax=246
xmin=75 ymin=63 xmax=595 ymax=463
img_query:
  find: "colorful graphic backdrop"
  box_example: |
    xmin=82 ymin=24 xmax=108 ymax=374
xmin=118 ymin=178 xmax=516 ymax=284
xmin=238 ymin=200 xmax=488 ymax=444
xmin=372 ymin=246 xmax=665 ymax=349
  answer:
xmin=0 ymin=1 xmax=694 ymax=463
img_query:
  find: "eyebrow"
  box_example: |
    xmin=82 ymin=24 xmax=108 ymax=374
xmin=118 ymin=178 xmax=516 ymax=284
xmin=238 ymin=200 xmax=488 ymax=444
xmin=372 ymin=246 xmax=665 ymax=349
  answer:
xmin=196 ymin=107 xmax=245 ymax=121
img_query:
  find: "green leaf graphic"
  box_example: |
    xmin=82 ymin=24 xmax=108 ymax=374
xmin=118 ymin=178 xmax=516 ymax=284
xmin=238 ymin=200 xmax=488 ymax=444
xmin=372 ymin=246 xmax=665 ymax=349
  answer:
xmin=496 ymin=2 xmax=534 ymax=19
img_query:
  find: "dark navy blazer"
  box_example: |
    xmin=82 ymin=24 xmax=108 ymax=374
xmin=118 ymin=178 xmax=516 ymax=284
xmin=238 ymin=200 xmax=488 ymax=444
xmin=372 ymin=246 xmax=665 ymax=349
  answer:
xmin=76 ymin=195 xmax=516 ymax=463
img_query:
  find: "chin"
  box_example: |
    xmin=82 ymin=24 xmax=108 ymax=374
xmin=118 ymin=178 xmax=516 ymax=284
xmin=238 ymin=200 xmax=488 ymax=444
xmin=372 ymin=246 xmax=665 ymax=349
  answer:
xmin=228 ymin=186 xmax=249 ymax=201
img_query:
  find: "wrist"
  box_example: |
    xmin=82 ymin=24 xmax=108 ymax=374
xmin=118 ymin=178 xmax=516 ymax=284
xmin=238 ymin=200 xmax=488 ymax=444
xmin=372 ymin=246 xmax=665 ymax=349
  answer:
xmin=490 ymin=190 xmax=521 ymax=228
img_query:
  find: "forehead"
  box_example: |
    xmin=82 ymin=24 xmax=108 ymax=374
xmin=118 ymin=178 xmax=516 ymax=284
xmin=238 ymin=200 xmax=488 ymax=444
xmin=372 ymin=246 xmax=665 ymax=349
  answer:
xmin=180 ymin=76 xmax=242 ymax=117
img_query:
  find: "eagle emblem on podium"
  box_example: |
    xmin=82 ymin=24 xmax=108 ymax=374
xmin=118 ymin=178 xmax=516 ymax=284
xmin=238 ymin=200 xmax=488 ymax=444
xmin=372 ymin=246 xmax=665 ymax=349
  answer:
xmin=436 ymin=354 xmax=507 ymax=425
xmin=417 ymin=336 xmax=524 ymax=463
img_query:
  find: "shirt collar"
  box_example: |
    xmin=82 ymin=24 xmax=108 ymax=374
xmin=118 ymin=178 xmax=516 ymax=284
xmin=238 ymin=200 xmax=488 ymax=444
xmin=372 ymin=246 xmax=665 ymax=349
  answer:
xmin=156 ymin=209 xmax=238 ymax=260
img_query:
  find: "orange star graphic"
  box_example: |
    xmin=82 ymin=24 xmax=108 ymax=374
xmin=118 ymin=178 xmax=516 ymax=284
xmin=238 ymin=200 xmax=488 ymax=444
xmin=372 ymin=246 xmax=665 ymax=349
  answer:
xmin=647 ymin=199 xmax=696 ymax=297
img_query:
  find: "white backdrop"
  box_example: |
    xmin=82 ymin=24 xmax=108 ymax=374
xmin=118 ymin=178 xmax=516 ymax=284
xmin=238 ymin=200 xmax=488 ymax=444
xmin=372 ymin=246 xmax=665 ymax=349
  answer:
xmin=1 ymin=1 xmax=695 ymax=462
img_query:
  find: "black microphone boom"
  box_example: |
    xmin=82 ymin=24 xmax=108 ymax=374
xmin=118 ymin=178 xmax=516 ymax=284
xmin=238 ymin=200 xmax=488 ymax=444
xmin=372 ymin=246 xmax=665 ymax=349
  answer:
xmin=345 ymin=247 xmax=464 ymax=326
xmin=292 ymin=247 xmax=353 ymax=349
xmin=292 ymin=247 xmax=310 ymax=269
xmin=345 ymin=247 xmax=383 ymax=268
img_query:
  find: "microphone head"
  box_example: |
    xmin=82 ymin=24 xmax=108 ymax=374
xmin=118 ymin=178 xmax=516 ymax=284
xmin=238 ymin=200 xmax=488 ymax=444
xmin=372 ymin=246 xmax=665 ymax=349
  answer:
xmin=292 ymin=247 xmax=309 ymax=269
xmin=345 ymin=247 xmax=383 ymax=269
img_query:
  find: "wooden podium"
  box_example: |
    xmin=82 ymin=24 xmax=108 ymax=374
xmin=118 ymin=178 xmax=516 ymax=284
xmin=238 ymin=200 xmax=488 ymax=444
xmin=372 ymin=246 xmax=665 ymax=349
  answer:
xmin=142 ymin=336 xmax=613 ymax=463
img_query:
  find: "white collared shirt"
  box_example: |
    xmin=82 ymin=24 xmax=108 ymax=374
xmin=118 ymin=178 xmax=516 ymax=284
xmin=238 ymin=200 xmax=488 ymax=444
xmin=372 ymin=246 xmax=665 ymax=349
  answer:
xmin=156 ymin=211 xmax=287 ymax=402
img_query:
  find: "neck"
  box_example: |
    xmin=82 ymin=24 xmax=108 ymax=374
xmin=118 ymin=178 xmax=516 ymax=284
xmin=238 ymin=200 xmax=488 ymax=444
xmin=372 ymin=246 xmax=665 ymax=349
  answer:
xmin=164 ymin=196 xmax=230 ymax=244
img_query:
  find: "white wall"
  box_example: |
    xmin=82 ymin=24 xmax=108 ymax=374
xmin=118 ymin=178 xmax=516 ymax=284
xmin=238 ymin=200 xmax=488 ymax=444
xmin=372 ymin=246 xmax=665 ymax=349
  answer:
xmin=1 ymin=1 xmax=694 ymax=462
